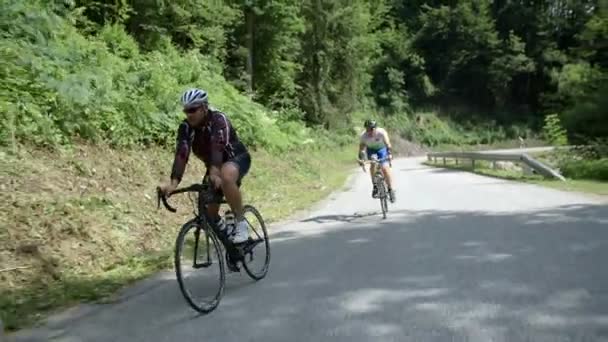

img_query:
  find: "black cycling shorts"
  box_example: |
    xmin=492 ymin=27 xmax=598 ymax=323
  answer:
xmin=203 ymin=152 xmax=252 ymax=201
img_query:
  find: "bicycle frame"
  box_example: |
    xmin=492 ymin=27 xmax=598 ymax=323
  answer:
xmin=358 ymin=156 xmax=392 ymax=218
xmin=156 ymin=183 xmax=246 ymax=263
xmin=369 ymin=159 xmax=388 ymax=192
xmin=156 ymin=179 xmax=270 ymax=314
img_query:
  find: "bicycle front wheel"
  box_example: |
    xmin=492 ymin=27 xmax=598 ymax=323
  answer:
xmin=241 ymin=205 xmax=271 ymax=281
xmin=377 ymin=179 xmax=388 ymax=219
xmin=175 ymin=219 xmax=225 ymax=314
xmin=381 ymin=194 xmax=388 ymax=219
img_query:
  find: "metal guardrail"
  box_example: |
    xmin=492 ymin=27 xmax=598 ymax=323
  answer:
xmin=427 ymin=151 xmax=566 ymax=181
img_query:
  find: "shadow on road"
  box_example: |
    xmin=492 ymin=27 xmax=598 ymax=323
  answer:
xmin=399 ymin=166 xmax=433 ymax=172
xmin=11 ymin=203 xmax=608 ymax=342
xmin=423 ymin=166 xmax=473 ymax=175
xmin=299 ymin=212 xmax=379 ymax=224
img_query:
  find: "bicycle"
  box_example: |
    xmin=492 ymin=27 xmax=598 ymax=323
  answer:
xmin=156 ymin=179 xmax=270 ymax=314
xmin=358 ymin=155 xmax=393 ymax=219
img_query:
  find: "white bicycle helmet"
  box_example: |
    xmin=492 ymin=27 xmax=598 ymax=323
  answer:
xmin=181 ymin=88 xmax=208 ymax=108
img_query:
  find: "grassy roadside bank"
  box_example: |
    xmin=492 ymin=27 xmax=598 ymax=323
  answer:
xmin=0 ymin=142 xmax=354 ymax=332
xmin=423 ymin=159 xmax=608 ymax=196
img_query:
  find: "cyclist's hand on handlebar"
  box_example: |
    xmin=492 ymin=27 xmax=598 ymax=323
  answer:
xmin=158 ymin=181 xmax=177 ymax=197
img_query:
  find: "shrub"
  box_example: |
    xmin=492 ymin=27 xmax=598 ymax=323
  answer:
xmin=0 ymin=0 xmax=352 ymax=153
xmin=542 ymin=114 xmax=568 ymax=146
xmin=559 ymin=158 xmax=608 ymax=181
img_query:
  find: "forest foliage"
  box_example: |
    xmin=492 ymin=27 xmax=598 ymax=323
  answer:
xmin=1 ymin=0 xmax=606 ymax=149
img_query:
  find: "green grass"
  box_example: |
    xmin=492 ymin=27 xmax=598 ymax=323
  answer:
xmin=0 ymin=0 xmax=339 ymax=153
xmin=0 ymin=143 xmax=354 ymax=332
xmin=1 ymin=1 xmax=361 ymax=331
xmin=423 ymin=159 xmax=608 ymax=196
xmin=0 ymin=253 xmax=172 ymax=331
xmin=534 ymin=179 xmax=608 ymax=195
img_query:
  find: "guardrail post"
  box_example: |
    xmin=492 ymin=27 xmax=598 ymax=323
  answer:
xmin=443 ymin=157 xmax=446 ymax=165
xmin=471 ymin=159 xmax=475 ymax=170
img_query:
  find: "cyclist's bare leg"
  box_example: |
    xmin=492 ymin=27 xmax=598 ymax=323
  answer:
xmin=211 ymin=165 xmax=243 ymax=270
xmin=220 ymin=162 xmax=244 ymax=220
xmin=369 ymin=163 xmax=377 ymax=184
xmin=381 ymin=163 xmax=393 ymax=189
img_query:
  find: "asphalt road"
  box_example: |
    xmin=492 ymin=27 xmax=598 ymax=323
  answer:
xmin=10 ymin=156 xmax=608 ymax=342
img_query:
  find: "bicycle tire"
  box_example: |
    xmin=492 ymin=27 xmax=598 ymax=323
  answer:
xmin=241 ymin=205 xmax=271 ymax=281
xmin=175 ymin=219 xmax=225 ymax=314
xmin=375 ymin=174 xmax=388 ymax=219
xmin=381 ymin=190 xmax=388 ymax=218
xmin=380 ymin=187 xmax=388 ymax=219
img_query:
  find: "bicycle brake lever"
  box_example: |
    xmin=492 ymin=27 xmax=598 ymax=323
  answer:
xmin=163 ymin=195 xmax=177 ymax=213
xmin=156 ymin=187 xmax=177 ymax=213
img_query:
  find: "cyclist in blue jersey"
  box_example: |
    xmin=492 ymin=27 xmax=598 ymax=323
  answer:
xmin=358 ymin=119 xmax=395 ymax=202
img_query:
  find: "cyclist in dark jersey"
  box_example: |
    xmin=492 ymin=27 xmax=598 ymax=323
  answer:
xmin=158 ymin=88 xmax=252 ymax=246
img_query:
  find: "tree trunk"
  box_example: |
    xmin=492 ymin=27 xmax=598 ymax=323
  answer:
xmin=245 ymin=5 xmax=254 ymax=96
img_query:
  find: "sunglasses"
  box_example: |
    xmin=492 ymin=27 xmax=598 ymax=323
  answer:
xmin=183 ymin=106 xmax=201 ymax=114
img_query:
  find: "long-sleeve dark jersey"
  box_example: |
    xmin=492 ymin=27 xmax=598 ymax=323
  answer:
xmin=170 ymin=109 xmax=248 ymax=182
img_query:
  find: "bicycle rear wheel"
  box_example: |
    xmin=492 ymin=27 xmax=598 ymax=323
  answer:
xmin=175 ymin=219 xmax=225 ymax=314
xmin=240 ymin=205 xmax=270 ymax=281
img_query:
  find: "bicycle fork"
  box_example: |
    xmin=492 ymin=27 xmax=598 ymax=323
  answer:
xmin=190 ymin=219 xmax=239 ymax=269
xmin=192 ymin=227 xmax=212 ymax=269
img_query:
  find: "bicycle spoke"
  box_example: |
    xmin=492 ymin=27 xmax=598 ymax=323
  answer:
xmin=244 ymin=217 xmax=263 ymax=240
xmin=160 ymin=181 xmax=270 ymax=313
xmin=241 ymin=205 xmax=270 ymax=281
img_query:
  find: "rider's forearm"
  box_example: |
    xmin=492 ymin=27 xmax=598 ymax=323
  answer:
xmin=170 ymin=122 xmax=192 ymax=183
xmin=358 ymin=149 xmax=366 ymax=160
xmin=382 ymin=130 xmax=392 ymax=153
xmin=358 ymin=143 xmax=366 ymax=159
xmin=168 ymin=178 xmax=180 ymax=188
xmin=385 ymin=137 xmax=393 ymax=155
xmin=170 ymin=150 xmax=188 ymax=183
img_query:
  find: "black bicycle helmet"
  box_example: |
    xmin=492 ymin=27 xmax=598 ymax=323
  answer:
xmin=364 ymin=119 xmax=377 ymax=129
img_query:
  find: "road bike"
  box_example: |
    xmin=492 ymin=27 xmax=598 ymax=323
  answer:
xmin=358 ymin=155 xmax=393 ymax=219
xmin=156 ymin=179 xmax=270 ymax=314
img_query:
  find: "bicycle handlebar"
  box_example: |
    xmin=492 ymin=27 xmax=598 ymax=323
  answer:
xmin=357 ymin=158 xmax=393 ymax=169
xmin=156 ymin=183 xmax=212 ymax=213
xmin=157 ymin=187 xmax=176 ymax=212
